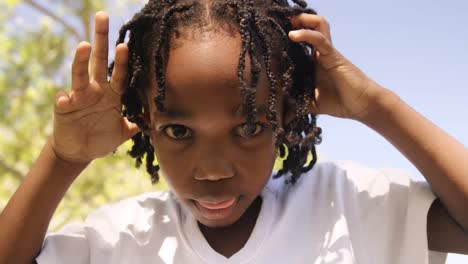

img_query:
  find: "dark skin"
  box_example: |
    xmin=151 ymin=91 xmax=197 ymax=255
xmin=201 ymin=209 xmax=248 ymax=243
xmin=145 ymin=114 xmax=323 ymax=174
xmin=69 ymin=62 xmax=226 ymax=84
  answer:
xmin=0 ymin=11 xmax=467 ymax=264
xmin=147 ymin=31 xmax=284 ymax=256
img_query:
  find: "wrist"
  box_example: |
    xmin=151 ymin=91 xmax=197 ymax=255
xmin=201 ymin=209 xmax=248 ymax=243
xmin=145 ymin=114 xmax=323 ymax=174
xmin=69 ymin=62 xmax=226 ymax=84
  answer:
xmin=355 ymin=83 xmax=402 ymax=126
xmin=47 ymin=137 xmax=91 ymax=171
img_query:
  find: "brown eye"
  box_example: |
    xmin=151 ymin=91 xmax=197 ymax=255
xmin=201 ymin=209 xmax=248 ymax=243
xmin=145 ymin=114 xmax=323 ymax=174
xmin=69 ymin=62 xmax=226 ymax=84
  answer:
xmin=163 ymin=125 xmax=192 ymax=139
xmin=236 ymin=123 xmax=265 ymax=138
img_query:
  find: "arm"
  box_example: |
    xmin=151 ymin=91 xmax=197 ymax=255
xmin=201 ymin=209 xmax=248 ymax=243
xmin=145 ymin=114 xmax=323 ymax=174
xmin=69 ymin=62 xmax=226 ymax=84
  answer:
xmin=288 ymin=13 xmax=468 ymax=253
xmin=362 ymin=87 xmax=468 ymax=253
xmin=0 ymin=12 xmax=137 ymax=263
xmin=0 ymin=140 xmax=88 ymax=263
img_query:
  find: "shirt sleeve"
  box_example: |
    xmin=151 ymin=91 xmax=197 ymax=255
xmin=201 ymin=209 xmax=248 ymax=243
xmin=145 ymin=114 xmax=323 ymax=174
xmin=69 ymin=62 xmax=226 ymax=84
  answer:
xmin=400 ymin=178 xmax=447 ymax=264
xmin=322 ymin=161 xmax=448 ymax=264
xmin=34 ymin=192 xmax=165 ymax=264
xmin=35 ymin=222 xmax=90 ymax=264
xmin=350 ymin=163 xmax=448 ymax=264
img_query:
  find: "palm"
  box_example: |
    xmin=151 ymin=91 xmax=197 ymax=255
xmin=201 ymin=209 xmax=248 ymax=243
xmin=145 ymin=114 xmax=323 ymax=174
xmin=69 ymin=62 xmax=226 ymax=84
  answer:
xmin=52 ymin=12 xmax=139 ymax=163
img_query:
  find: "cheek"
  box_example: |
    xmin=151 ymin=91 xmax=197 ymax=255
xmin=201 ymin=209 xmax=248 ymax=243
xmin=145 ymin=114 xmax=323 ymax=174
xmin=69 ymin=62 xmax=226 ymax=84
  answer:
xmin=153 ymin=147 xmax=191 ymax=196
xmin=237 ymin=145 xmax=277 ymax=188
xmin=236 ymin=135 xmax=277 ymax=169
xmin=151 ymin=134 xmax=189 ymax=177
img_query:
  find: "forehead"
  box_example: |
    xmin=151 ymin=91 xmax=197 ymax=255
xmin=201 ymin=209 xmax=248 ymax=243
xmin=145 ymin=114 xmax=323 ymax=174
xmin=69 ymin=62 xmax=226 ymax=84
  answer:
xmin=149 ymin=31 xmax=272 ymax=113
xmin=165 ymin=31 xmax=251 ymax=88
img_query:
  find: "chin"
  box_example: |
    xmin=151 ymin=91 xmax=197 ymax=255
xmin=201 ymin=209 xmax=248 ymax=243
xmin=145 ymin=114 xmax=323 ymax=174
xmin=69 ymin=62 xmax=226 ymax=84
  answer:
xmin=196 ymin=214 xmax=241 ymax=228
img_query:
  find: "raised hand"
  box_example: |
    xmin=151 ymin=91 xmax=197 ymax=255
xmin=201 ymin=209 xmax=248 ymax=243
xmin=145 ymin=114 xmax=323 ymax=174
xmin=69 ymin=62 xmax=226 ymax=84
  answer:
xmin=288 ymin=14 xmax=387 ymax=121
xmin=51 ymin=12 xmax=140 ymax=164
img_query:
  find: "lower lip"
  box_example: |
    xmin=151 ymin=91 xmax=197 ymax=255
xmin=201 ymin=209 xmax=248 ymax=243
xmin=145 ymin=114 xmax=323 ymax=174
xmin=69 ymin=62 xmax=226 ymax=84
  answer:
xmin=194 ymin=198 xmax=238 ymax=221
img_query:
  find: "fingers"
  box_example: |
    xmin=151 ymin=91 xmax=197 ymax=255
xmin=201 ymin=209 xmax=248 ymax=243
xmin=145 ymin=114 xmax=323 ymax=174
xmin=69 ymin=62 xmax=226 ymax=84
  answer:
xmin=290 ymin=14 xmax=332 ymax=41
xmin=59 ymin=42 xmax=91 ymax=115
xmin=289 ymin=29 xmax=334 ymax=57
xmin=122 ymin=117 xmax=141 ymax=140
xmin=55 ymin=90 xmax=72 ymax=114
xmin=71 ymin=42 xmax=91 ymax=91
xmin=289 ymin=14 xmax=343 ymax=69
xmin=109 ymin=43 xmax=129 ymax=95
xmin=91 ymin=11 xmax=109 ymax=82
xmin=307 ymin=89 xmax=321 ymax=115
xmin=289 ymin=14 xmax=334 ymax=55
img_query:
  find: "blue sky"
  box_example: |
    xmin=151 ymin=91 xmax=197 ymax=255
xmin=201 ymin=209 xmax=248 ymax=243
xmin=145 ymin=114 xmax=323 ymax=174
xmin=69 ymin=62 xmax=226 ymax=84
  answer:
xmin=307 ymin=0 xmax=467 ymax=262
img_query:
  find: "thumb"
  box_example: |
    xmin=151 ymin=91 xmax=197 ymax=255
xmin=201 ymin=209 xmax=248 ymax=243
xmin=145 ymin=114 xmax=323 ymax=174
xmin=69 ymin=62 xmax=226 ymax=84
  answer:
xmin=307 ymin=87 xmax=321 ymax=115
xmin=122 ymin=117 xmax=141 ymax=140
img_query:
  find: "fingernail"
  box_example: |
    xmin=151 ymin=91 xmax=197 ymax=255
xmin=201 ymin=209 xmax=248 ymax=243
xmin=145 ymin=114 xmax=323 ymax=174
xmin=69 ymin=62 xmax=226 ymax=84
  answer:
xmin=289 ymin=31 xmax=299 ymax=38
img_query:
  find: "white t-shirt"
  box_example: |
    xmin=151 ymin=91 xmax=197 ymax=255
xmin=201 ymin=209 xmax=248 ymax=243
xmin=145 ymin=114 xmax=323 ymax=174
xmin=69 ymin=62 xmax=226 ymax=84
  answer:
xmin=36 ymin=161 xmax=448 ymax=264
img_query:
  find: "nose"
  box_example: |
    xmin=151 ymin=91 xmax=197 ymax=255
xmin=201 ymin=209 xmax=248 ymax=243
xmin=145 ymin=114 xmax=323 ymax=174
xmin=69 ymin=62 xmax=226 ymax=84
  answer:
xmin=194 ymin=156 xmax=235 ymax=181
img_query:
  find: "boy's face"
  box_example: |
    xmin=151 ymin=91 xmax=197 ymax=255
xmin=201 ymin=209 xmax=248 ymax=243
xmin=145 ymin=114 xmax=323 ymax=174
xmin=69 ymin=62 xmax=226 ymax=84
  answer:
xmin=147 ymin=31 xmax=284 ymax=228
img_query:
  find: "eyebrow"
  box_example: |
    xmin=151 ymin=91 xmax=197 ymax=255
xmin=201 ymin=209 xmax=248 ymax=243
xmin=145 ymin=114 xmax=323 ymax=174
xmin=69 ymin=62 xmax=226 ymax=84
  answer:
xmin=156 ymin=108 xmax=192 ymax=119
xmin=156 ymin=104 xmax=269 ymax=120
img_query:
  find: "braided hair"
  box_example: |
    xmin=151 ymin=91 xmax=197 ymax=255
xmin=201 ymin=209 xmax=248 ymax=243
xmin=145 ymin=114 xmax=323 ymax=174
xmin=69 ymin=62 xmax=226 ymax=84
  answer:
xmin=109 ymin=0 xmax=322 ymax=185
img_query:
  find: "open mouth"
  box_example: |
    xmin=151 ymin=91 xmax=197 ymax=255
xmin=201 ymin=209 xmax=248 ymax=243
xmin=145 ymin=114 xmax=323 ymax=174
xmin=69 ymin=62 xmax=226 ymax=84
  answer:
xmin=193 ymin=197 xmax=239 ymax=221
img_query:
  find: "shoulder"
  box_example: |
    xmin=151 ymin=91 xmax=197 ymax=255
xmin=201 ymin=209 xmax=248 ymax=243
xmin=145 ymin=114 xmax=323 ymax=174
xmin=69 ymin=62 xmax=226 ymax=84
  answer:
xmin=82 ymin=190 xmax=181 ymax=244
xmin=311 ymin=160 xmax=412 ymax=186
xmin=37 ymin=190 xmax=180 ymax=263
xmin=86 ymin=190 xmax=175 ymax=222
xmin=41 ymin=190 xmax=180 ymax=248
xmin=272 ymin=160 xmax=414 ymax=195
xmin=293 ymin=160 xmax=438 ymax=232
xmin=268 ymin=160 xmax=434 ymax=211
xmin=265 ymin=161 xmax=444 ymax=263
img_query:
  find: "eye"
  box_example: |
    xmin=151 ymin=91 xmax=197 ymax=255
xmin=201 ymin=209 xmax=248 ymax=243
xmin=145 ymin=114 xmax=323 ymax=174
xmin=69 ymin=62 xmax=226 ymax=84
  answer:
xmin=163 ymin=125 xmax=192 ymax=139
xmin=236 ymin=123 xmax=265 ymax=138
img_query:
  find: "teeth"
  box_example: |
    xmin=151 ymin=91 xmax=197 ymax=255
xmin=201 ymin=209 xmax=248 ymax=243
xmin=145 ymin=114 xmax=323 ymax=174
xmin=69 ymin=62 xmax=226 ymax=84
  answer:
xmin=198 ymin=198 xmax=236 ymax=210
